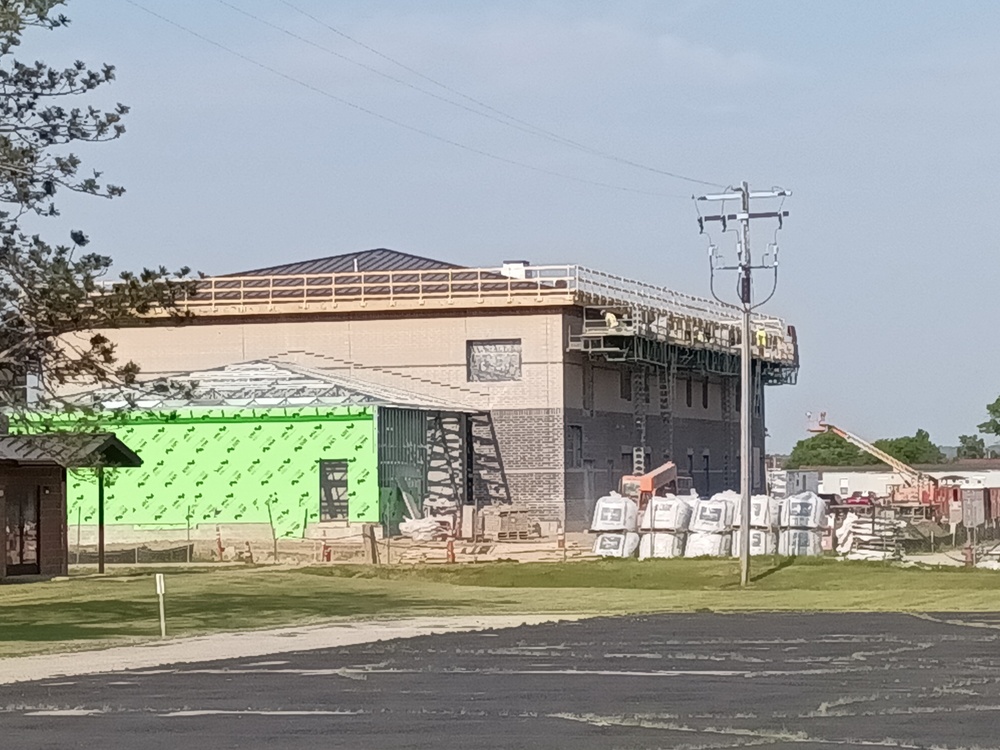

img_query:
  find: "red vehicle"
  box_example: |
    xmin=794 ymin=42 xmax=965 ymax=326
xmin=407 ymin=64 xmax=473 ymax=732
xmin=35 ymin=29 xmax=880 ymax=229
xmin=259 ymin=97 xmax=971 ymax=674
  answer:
xmin=843 ymin=491 xmax=877 ymax=506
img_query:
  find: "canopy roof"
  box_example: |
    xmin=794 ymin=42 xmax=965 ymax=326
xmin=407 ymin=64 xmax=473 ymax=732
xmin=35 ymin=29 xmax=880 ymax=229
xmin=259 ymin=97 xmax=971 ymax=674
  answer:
xmin=0 ymin=433 xmax=142 ymax=468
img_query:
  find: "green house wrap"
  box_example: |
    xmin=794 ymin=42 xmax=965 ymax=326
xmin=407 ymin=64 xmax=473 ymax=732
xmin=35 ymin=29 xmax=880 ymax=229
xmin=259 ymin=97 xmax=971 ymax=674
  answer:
xmin=48 ymin=406 xmax=380 ymax=537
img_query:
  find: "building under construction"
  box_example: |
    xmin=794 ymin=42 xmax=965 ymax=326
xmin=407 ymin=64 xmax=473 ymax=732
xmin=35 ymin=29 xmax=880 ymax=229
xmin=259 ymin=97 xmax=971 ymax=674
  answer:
xmin=92 ymin=249 xmax=800 ymax=533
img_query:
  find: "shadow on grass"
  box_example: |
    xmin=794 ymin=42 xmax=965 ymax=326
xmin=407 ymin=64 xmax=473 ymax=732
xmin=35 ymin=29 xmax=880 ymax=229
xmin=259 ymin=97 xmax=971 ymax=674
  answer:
xmin=751 ymin=556 xmax=797 ymax=584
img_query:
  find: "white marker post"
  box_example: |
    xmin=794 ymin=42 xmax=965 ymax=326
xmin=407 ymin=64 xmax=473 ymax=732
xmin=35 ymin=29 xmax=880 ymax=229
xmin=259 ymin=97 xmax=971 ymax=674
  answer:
xmin=155 ymin=573 xmax=167 ymax=638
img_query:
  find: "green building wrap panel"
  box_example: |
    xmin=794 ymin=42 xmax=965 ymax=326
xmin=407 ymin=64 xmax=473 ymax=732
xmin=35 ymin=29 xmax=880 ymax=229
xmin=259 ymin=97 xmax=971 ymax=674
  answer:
xmin=52 ymin=407 xmax=379 ymax=538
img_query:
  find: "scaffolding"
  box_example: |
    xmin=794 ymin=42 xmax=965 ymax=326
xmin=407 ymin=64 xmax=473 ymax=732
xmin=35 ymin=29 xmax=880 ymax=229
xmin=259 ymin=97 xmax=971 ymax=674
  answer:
xmin=567 ymin=309 xmax=798 ymax=386
xmin=570 ymin=305 xmax=795 ymax=482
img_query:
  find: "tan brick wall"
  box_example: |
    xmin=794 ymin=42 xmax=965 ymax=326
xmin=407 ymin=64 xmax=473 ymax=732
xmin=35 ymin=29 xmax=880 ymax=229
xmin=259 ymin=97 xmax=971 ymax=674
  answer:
xmin=97 ymin=311 xmax=565 ymax=412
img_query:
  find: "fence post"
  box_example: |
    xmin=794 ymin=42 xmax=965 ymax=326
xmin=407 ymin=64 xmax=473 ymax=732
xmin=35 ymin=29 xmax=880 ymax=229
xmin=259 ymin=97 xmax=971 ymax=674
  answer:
xmin=75 ymin=506 xmax=82 ymax=565
xmin=266 ymin=498 xmax=278 ymax=564
xmin=363 ymin=523 xmax=380 ymax=565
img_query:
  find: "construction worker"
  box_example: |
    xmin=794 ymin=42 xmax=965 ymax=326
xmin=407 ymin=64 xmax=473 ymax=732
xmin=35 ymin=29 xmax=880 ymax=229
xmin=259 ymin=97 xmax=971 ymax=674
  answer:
xmin=603 ymin=310 xmax=619 ymax=330
xmin=755 ymin=328 xmax=767 ymax=353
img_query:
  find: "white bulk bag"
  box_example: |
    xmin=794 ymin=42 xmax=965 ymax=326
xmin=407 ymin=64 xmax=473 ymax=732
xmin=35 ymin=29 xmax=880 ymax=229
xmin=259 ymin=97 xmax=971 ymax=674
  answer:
xmin=733 ymin=527 xmax=777 ymax=556
xmin=734 ymin=494 xmax=781 ymax=528
xmin=639 ymin=495 xmax=693 ymax=531
xmin=590 ymin=493 xmax=639 ymax=532
xmin=711 ymin=489 xmax=741 ymax=504
xmin=780 ymin=492 xmax=828 ymax=529
xmin=779 ymin=528 xmax=824 ymax=556
xmin=592 ymin=532 xmax=641 ymax=558
xmin=684 ymin=531 xmax=732 ymax=558
xmin=689 ymin=497 xmax=736 ymax=534
xmin=638 ymin=531 xmax=686 ymax=559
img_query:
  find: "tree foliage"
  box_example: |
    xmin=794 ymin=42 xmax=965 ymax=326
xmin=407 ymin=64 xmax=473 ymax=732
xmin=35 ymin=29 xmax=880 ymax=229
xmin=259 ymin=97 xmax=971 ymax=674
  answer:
xmin=785 ymin=428 xmax=944 ymax=469
xmin=978 ymin=397 xmax=1000 ymax=440
xmin=957 ymin=434 xmax=986 ymax=460
xmin=873 ymin=429 xmax=944 ymax=465
xmin=0 ymin=1 xmax=193 ymax=410
xmin=785 ymin=431 xmax=874 ymax=469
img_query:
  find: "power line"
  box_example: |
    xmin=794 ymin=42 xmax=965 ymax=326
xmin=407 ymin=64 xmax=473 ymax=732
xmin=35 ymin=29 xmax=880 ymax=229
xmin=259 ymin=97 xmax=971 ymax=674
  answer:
xmin=215 ymin=0 xmax=596 ymax=152
xmin=123 ymin=0 xmax=687 ymax=198
xmin=276 ymin=0 xmax=725 ymax=189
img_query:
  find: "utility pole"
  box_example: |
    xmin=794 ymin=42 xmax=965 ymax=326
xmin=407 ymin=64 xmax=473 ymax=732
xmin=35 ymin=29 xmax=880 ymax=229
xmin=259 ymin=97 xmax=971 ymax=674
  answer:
xmin=96 ymin=466 xmax=105 ymax=574
xmin=696 ymin=182 xmax=789 ymax=587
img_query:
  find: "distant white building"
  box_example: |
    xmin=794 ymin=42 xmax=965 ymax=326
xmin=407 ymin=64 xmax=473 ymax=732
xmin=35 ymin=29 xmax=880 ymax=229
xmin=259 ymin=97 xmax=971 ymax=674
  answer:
xmin=773 ymin=460 xmax=1000 ymax=498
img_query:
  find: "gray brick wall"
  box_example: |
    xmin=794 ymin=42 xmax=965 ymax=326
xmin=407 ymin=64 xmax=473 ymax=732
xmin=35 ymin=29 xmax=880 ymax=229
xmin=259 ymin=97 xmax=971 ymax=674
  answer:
xmin=482 ymin=407 xmax=565 ymax=521
xmin=562 ymin=403 xmax=765 ymax=531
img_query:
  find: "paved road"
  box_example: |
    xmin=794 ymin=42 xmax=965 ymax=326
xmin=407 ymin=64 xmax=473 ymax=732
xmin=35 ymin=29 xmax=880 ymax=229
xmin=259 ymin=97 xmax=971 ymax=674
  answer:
xmin=5 ymin=612 xmax=1000 ymax=749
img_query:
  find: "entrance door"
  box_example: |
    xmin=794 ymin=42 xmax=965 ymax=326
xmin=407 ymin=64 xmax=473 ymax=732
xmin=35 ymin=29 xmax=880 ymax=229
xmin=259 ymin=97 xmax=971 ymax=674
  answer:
xmin=5 ymin=482 xmax=40 ymax=576
xmin=319 ymin=460 xmax=350 ymax=521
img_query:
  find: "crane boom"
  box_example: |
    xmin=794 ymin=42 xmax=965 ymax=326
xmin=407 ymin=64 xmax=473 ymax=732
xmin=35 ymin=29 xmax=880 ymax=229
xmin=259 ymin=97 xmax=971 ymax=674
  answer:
xmin=807 ymin=412 xmax=936 ymax=488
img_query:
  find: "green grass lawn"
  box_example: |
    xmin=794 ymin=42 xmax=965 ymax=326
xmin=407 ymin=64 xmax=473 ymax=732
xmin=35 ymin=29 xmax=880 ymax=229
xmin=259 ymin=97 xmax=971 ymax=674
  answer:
xmin=1 ymin=557 xmax=999 ymax=658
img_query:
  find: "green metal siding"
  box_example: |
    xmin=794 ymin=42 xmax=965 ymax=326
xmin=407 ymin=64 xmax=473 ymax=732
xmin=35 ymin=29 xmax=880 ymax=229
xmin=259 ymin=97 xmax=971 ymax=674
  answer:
xmin=377 ymin=407 xmax=428 ymax=501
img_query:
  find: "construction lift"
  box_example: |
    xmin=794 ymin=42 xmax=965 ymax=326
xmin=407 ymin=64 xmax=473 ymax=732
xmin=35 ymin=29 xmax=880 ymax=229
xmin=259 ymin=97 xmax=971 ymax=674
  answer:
xmin=807 ymin=412 xmax=953 ymax=520
xmin=618 ymin=461 xmax=693 ymax=513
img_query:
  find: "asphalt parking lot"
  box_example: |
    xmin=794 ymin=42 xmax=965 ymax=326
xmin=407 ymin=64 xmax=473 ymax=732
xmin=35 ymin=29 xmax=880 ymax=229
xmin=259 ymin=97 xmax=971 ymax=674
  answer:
xmin=5 ymin=612 xmax=1000 ymax=749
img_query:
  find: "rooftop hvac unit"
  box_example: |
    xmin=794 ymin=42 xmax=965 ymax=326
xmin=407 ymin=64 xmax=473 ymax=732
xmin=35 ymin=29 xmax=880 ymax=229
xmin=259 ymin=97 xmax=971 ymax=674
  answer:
xmin=500 ymin=260 xmax=530 ymax=279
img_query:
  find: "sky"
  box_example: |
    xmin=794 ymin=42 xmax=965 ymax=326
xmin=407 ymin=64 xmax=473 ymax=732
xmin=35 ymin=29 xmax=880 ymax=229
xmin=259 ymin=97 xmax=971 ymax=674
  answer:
xmin=20 ymin=0 xmax=1000 ymax=452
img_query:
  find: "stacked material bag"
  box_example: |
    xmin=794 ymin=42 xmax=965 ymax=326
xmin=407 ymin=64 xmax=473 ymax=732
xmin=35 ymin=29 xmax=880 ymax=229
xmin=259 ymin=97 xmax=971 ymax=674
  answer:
xmin=591 ymin=492 xmax=640 ymax=558
xmin=591 ymin=492 xmax=638 ymax=531
xmin=685 ymin=493 xmax=735 ymax=557
xmin=779 ymin=528 xmax=824 ymax=556
xmin=836 ymin=510 xmax=905 ymax=561
xmin=593 ymin=531 xmax=641 ymax=558
xmin=638 ymin=495 xmax=692 ymax=559
xmin=778 ymin=491 xmax=828 ymax=556
xmin=734 ymin=526 xmax=778 ymax=556
xmin=734 ymin=494 xmax=782 ymax=528
xmin=638 ymin=532 xmax=686 ymax=559
xmin=640 ymin=494 xmax=694 ymax=531
xmin=733 ymin=493 xmax=781 ymax=556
